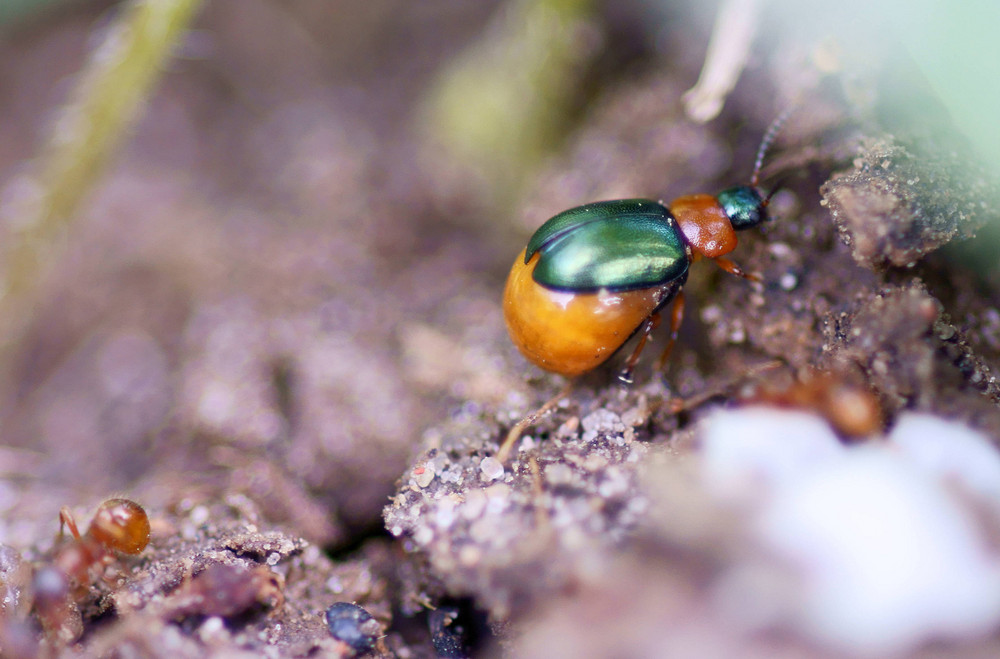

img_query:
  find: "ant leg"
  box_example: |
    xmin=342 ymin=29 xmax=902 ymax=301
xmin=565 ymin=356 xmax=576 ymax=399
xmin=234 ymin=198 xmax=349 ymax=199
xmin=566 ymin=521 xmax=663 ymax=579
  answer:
xmin=59 ymin=507 xmax=82 ymax=541
xmin=497 ymin=380 xmax=573 ymax=463
xmin=713 ymin=256 xmax=761 ymax=282
xmin=654 ymin=291 xmax=686 ymax=372
xmin=619 ymin=313 xmax=661 ymax=384
xmin=664 ymin=359 xmax=784 ymax=414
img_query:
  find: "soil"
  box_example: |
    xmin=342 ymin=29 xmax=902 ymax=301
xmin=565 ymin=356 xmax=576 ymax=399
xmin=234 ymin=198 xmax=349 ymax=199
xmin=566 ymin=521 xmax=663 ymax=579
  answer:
xmin=1 ymin=1 xmax=998 ymax=658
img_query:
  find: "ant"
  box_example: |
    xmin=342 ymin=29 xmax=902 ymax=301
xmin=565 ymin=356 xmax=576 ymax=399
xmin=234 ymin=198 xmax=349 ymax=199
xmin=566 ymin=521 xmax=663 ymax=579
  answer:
xmin=746 ymin=368 xmax=885 ymax=440
xmin=31 ymin=498 xmax=150 ymax=643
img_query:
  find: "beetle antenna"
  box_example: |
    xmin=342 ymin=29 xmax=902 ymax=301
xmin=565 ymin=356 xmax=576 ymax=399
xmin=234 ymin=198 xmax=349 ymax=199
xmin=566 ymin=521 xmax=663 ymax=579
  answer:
xmin=751 ymin=106 xmax=795 ymax=187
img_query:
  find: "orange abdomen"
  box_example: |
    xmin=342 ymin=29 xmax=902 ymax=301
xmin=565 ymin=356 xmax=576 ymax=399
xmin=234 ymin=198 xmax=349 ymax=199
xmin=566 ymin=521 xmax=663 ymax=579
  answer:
xmin=503 ymin=251 xmax=674 ymax=376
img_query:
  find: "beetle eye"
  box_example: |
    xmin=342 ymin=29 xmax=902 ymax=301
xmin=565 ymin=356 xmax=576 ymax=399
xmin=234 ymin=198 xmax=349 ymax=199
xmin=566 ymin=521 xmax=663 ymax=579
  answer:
xmin=717 ymin=186 xmax=766 ymax=230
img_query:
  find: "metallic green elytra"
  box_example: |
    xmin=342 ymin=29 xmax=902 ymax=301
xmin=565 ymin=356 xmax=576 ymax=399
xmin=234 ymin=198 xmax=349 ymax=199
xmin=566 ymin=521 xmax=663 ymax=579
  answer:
xmin=525 ymin=199 xmax=689 ymax=292
xmin=717 ymin=185 xmax=766 ymax=230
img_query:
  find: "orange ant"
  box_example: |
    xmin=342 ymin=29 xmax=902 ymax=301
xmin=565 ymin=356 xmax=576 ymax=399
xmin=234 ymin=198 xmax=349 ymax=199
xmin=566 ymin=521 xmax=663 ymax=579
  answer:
xmin=31 ymin=498 xmax=150 ymax=642
xmin=747 ymin=368 xmax=885 ymax=440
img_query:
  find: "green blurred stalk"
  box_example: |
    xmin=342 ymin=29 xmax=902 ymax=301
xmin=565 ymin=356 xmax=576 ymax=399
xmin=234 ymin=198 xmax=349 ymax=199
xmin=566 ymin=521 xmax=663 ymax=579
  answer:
xmin=423 ymin=0 xmax=598 ymax=203
xmin=0 ymin=0 xmax=203 ymax=343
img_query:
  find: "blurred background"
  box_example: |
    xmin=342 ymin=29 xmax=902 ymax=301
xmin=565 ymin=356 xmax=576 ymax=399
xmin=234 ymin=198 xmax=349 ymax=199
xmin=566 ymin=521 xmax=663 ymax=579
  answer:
xmin=0 ymin=0 xmax=743 ymax=549
xmin=1 ymin=0 xmax=999 ymax=657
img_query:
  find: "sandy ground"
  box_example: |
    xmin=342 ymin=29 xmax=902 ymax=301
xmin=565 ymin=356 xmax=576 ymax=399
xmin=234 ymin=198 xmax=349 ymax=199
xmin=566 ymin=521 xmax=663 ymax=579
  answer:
xmin=1 ymin=1 xmax=998 ymax=657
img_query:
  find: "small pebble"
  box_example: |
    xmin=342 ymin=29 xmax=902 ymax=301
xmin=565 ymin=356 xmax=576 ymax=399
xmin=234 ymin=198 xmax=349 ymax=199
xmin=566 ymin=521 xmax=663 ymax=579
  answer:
xmin=190 ymin=505 xmax=210 ymax=526
xmin=325 ymin=602 xmax=378 ymax=654
xmin=197 ymin=616 xmax=226 ymax=642
xmin=545 ymin=463 xmax=574 ymax=486
xmin=435 ymin=498 xmax=457 ymax=529
xmin=480 ymin=457 xmax=504 ymax=481
xmin=461 ymin=489 xmax=488 ymax=520
xmin=701 ymin=304 xmax=723 ymax=323
xmin=557 ymin=416 xmax=580 ymax=438
xmin=415 ymin=465 xmax=435 ymax=488
xmin=414 ymin=525 xmax=433 ymax=545
xmin=325 ymin=575 xmax=344 ymax=594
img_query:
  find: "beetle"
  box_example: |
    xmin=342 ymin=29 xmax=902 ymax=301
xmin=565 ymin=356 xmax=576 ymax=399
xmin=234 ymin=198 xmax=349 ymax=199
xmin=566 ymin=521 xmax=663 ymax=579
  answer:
xmin=503 ymin=115 xmax=787 ymax=385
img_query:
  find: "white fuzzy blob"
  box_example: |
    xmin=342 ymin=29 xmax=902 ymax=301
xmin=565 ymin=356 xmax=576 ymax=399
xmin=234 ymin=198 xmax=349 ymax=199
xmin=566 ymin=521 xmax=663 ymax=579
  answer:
xmin=758 ymin=447 xmax=1000 ymax=653
xmin=699 ymin=406 xmax=843 ymax=502
xmin=889 ymin=412 xmax=1000 ymax=506
xmin=699 ymin=407 xmax=1000 ymax=654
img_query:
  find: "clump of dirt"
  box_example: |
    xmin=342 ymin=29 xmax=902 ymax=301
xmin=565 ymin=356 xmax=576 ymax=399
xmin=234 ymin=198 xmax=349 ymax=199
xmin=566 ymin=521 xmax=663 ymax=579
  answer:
xmin=822 ymin=136 xmax=995 ymax=268
xmin=2 ymin=2 xmax=1000 ymax=658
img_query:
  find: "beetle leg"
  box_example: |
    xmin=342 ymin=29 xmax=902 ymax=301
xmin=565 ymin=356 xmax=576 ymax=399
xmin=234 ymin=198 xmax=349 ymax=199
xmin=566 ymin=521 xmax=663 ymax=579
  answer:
xmin=619 ymin=313 xmax=662 ymax=384
xmin=654 ymin=291 xmax=686 ymax=371
xmin=713 ymin=256 xmax=761 ymax=282
xmin=497 ymin=381 xmax=574 ymax=463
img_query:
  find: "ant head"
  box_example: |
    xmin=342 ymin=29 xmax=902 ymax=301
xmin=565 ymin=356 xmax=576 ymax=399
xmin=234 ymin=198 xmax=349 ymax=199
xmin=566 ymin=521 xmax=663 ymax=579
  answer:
xmin=87 ymin=499 xmax=150 ymax=555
